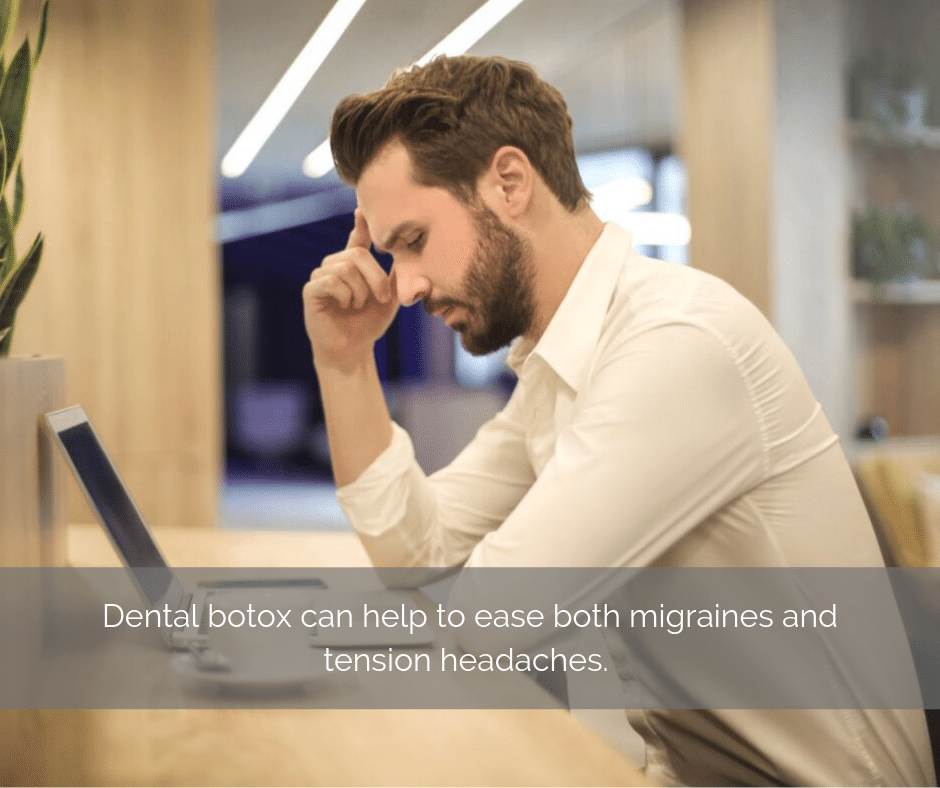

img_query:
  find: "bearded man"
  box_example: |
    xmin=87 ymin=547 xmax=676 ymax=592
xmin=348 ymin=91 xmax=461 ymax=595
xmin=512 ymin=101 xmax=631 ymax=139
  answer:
xmin=302 ymin=54 xmax=933 ymax=787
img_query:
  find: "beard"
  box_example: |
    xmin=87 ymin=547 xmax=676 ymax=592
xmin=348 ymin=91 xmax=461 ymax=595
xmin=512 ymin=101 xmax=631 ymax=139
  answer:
xmin=424 ymin=202 xmax=536 ymax=356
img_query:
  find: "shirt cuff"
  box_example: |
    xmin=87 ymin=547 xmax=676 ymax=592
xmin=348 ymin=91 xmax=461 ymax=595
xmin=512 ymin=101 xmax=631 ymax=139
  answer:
xmin=335 ymin=422 xmax=417 ymax=536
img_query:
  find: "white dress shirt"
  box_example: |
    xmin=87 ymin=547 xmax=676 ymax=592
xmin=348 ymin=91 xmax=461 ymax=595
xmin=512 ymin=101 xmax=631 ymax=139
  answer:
xmin=337 ymin=223 xmax=934 ymax=786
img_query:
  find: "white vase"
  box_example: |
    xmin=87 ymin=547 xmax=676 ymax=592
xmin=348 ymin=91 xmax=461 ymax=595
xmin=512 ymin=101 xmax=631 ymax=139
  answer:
xmin=857 ymin=79 xmax=930 ymax=130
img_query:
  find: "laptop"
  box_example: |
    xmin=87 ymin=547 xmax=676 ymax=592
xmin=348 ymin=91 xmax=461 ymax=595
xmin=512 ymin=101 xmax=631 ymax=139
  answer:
xmin=44 ymin=405 xmax=435 ymax=649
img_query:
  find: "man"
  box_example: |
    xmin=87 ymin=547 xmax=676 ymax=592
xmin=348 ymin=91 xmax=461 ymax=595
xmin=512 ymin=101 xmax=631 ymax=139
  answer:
xmin=303 ymin=55 xmax=933 ymax=785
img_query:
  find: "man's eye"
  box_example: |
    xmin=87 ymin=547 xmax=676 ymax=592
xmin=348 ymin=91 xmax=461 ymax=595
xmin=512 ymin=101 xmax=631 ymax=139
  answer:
xmin=406 ymin=233 xmax=425 ymax=252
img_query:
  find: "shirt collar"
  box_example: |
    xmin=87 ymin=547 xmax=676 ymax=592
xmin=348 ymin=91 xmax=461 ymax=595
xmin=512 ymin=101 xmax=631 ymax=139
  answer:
xmin=507 ymin=222 xmax=632 ymax=392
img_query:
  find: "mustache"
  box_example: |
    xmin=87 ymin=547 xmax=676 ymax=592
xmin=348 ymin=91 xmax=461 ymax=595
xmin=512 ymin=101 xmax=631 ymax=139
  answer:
xmin=423 ymin=295 xmax=471 ymax=314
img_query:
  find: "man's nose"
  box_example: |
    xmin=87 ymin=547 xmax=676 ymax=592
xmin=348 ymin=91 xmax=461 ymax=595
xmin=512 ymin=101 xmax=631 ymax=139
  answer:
xmin=393 ymin=265 xmax=431 ymax=308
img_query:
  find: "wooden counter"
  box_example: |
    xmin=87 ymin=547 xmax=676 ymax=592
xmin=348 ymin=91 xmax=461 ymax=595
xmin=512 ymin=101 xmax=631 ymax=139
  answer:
xmin=3 ymin=524 xmax=649 ymax=787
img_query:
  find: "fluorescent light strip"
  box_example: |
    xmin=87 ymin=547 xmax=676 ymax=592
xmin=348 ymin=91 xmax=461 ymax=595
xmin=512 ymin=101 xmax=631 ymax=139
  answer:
xmin=303 ymin=138 xmax=336 ymax=179
xmin=416 ymin=0 xmax=526 ymax=65
xmin=304 ymin=0 xmax=527 ymax=178
xmin=222 ymin=0 xmax=368 ymax=178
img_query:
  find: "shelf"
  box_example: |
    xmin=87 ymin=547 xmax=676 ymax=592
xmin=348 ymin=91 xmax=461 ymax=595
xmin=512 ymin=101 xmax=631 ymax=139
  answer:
xmin=848 ymin=121 xmax=940 ymax=148
xmin=850 ymin=278 xmax=940 ymax=304
xmin=847 ymin=434 xmax=940 ymax=464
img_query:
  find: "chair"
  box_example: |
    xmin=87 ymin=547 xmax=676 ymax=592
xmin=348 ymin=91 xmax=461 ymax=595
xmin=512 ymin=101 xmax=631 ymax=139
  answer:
xmin=854 ymin=443 xmax=940 ymax=567
xmin=229 ymin=381 xmax=310 ymax=473
xmin=854 ymin=441 xmax=940 ymax=774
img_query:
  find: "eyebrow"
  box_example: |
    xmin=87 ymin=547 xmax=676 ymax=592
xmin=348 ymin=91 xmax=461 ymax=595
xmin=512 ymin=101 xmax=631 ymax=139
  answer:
xmin=376 ymin=221 xmax=418 ymax=254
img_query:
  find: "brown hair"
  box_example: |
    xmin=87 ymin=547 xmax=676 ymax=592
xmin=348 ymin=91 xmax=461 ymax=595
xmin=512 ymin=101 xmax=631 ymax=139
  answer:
xmin=330 ymin=55 xmax=590 ymax=211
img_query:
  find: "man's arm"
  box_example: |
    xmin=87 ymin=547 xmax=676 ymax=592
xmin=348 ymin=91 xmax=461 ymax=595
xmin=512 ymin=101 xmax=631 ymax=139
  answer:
xmin=305 ymin=211 xmax=536 ymax=567
xmin=314 ymin=355 xmax=391 ymax=488
xmin=337 ymin=386 xmax=536 ymax=569
xmin=303 ymin=210 xmax=398 ymax=487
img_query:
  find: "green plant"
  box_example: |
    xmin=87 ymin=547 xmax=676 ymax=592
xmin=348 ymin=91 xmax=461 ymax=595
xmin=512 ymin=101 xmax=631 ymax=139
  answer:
xmin=853 ymin=206 xmax=939 ymax=286
xmin=0 ymin=0 xmax=47 ymax=356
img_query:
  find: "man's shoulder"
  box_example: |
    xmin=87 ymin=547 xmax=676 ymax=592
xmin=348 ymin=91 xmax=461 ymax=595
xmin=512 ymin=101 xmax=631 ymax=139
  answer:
xmin=605 ymin=254 xmax=766 ymax=342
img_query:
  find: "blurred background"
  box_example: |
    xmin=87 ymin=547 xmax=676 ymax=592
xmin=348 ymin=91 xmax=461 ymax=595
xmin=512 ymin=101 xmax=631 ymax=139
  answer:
xmin=10 ymin=0 xmax=940 ymax=533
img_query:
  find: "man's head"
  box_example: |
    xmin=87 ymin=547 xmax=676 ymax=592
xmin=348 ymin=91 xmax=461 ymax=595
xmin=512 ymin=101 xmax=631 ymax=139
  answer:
xmin=330 ymin=55 xmax=588 ymax=354
xmin=330 ymin=55 xmax=589 ymax=211
xmin=351 ymin=137 xmax=537 ymax=355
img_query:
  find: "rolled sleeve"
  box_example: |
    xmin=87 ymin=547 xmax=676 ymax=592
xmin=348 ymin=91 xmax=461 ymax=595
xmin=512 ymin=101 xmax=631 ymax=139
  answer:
xmin=336 ymin=388 xmax=535 ymax=568
xmin=335 ymin=422 xmax=421 ymax=537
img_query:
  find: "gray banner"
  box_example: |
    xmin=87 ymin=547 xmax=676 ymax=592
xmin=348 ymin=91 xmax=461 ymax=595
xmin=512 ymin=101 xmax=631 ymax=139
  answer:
xmin=0 ymin=567 xmax=936 ymax=710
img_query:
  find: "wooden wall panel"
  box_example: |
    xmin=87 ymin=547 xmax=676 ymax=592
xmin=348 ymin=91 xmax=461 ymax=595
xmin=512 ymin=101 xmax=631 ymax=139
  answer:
xmin=864 ymin=307 xmax=910 ymax=434
xmin=680 ymin=0 xmax=773 ymax=316
xmin=864 ymin=307 xmax=940 ymax=436
xmin=10 ymin=0 xmax=220 ymax=528
xmin=904 ymin=310 xmax=940 ymax=433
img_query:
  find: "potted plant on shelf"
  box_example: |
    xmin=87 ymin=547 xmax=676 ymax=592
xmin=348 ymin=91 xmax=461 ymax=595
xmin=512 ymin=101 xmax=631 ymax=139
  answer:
xmin=852 ymin=205 xmax=939 ymax=292
xmin=851 ymin=51 xmax=931 ymax=134
xmin=0 ymin=0 xmax=60 ymax=569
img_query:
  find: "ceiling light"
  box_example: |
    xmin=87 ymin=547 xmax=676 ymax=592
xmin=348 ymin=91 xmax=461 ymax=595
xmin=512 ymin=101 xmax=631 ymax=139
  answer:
xmin=416 ymin=0 xmax=526 ymax=65
xmin=303 ymin=139 xmax=335 ymax=179
xmin=222 ymin=0 xmax=368 ymax=178
xmin=304 ymin=0 xmax=527 ymax=178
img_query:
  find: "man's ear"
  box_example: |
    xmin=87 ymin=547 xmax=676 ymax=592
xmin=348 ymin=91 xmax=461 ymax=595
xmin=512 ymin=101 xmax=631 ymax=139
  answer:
xmin=480 ymin=146 xmax=533 ymax=218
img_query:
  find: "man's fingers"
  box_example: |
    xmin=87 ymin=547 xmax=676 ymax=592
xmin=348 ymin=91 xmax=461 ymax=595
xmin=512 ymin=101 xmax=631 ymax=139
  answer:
xmin=387 ymin=269 xmax=398 ymax=304
xmin=324 ymin=247 xmax=391 ymax=305
xmin=313 ymin=218 xmax=392 ymax=309
xmin=346 ymin=248 xmax=392 ymax=304
xmin=308 ymin=254 xmax=386 ymax=310
xmin=346 ymin=209 xmax=372 ymax=251
xmin=305 ymin=271 xmax=356 ymax=311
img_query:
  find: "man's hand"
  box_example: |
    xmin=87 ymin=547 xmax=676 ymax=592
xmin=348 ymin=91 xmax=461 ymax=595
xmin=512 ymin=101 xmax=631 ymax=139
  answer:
xmin=303 ymin=210 xmax=399 ymax=370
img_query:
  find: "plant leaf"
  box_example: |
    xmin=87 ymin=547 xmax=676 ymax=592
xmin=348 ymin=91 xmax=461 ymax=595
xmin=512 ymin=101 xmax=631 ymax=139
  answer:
xmin=0 ymin=196 xmax=12 ymax=282
xmin=34 ymin=1 xmax=48 ymax=64
xmin=0 ymin=119 xmax=6 ymax=198
xmin=0 ymin=231 xmax=41 ymax=353
xmin=0 ymin=0 xmax=19 ymax=62
xmin=0 ymin=38 xmax=31 ymax=189
xmin=11 ymin=160 xmax=22 ymax=227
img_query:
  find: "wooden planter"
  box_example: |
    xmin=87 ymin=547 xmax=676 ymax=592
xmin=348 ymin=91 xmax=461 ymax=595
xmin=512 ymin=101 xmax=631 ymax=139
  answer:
xmin=0 ymin=356 xmax=91 ymax=786
xmin=0 ymin=356 xmax=66 ymax=567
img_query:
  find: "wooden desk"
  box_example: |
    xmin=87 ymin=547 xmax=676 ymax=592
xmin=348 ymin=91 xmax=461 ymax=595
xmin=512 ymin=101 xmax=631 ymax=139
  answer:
xmin=5 ymin=524 xmax=649 ymax=787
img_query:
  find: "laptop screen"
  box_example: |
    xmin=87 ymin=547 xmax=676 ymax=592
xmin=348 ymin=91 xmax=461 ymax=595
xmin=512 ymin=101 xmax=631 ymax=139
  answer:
xmin=56 ymin=420 xmax=174 ymax=605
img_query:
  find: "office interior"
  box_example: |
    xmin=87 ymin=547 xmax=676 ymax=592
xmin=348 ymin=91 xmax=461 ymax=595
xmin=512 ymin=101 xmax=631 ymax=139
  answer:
xmin=0 ymin=0 xmax=935 ymax=561
xmin=7 ymin=0 xmax=938 ymax=538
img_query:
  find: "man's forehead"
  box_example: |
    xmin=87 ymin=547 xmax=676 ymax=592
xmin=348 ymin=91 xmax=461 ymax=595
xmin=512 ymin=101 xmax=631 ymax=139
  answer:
xmin=356 ymin=142 xmax=421 ymax=237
